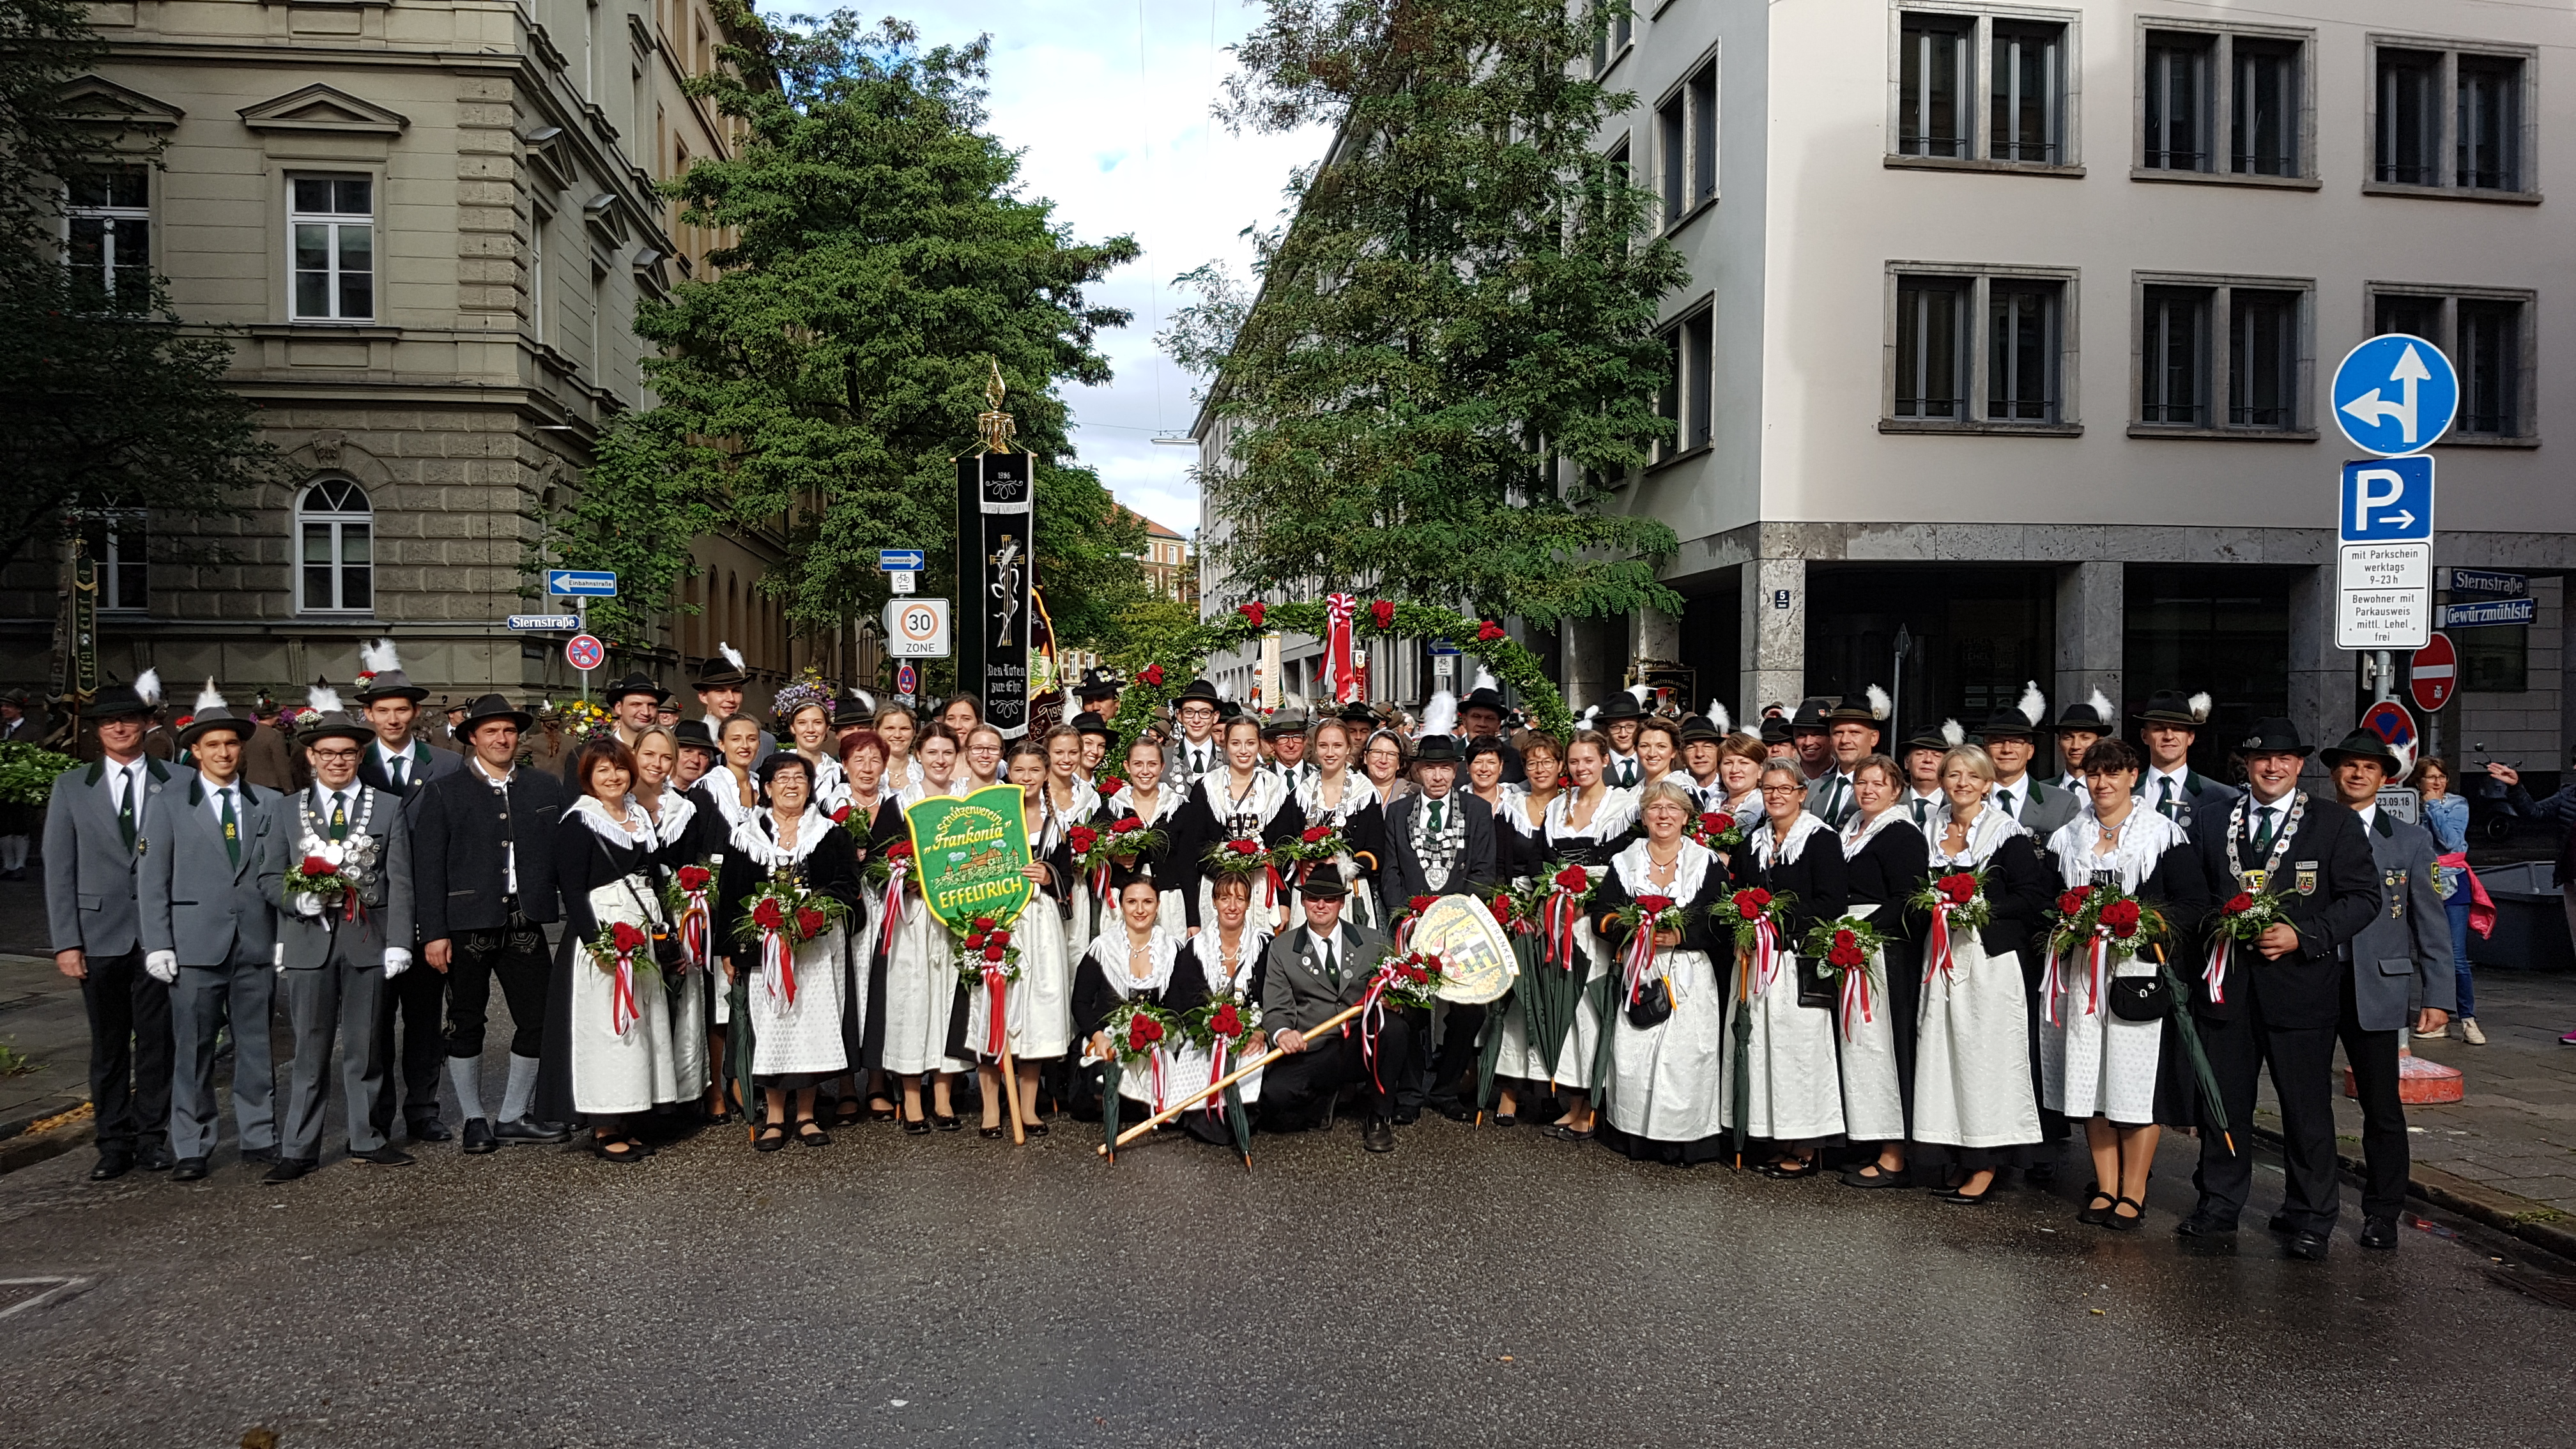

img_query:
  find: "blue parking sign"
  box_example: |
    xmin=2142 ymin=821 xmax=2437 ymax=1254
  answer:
xmin=2338 ymin=457 xmax=2434 ymax=543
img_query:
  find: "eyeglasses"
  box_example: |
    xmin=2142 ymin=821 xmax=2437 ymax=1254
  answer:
xmin=1758 ymin=784 xmax=1803 ymax=797
xmin=310 ymin=747 xmax=360 ymax=762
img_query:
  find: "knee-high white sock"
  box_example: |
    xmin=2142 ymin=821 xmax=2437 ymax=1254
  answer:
xmin=0 ymin=835 xmax=25 ymax=871
xmin=500 ymin=1052 xmax=541 ymax=1123
xmin=447 ymin=1057 xmax=487 ymax=1123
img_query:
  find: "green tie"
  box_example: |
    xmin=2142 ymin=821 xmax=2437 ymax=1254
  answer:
xmin=1427 ymin=798 xmax=1444 ymax=832
xmin=220 ymin=788 xmax=240 ymax=867
xmin=2251 ymin=806 xmax=2275 ymax=857
xmin=329 ymin=792 xmax=348 ymax=840
xmin=388 ymin=753 xmax=406 ymax=791
xmin=2158 ymin=776 xmax=2178 ymax=820
xmin=1320 ymin=939 xmax=1338 ymax=988
xmin=117 ymin=767 xmax=136 ymax=850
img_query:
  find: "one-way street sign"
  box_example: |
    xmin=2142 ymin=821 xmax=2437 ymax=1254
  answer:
xmin=878 ymin=549 xmax=926 ymax=571
xmin=546 ymin=569 xmax=618 ymax=597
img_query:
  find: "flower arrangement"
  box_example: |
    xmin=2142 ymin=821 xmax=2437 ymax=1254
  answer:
xmin=553 ymin=697 xmax=613 ymax=742
xmin=1910 ymin=869 xmax=1991 ymax=982
xmin=2202 ymin=886 xmax=2285 ymax=1006
xmin=1202 ymin=836 xmax=1271 ymax=876
xmin=1800 ymin=916 xmax=1889 ymax=1036
xmin=2043 ymin=881 xmax=2170 ymax=1023
xmin=585 ymin=920 xmax=655 ymax=1036
xmin=1607 ymin=891 xmax=1694 ymax=1001
xmin=664 ymin=862 xmax=716 ymax=972
xmin=769 ymin=668 xmax=836 ymax=726
xmin=1275 ymin=822 xmax=1346 ymax=879
xmin=1182 ymin=992 xmax=1262 ymax=1054
xmin=284 ymin=831 xmax=381 ymax=919
xmin=953 ymin=913 xmax=1023 ymax=988
xmin=864 ymin=837 xmax=914 ymax=888
xmin=1719 ymin=885 xmax=1795 ymax=951
xmin=1372 ymin=949 xmax=1449 ymax=1010
xmin=735 ymin=878 xmax=848 ymax=1005
xmin=1684 ymin=809 xmax=1747 ymax=853
xmin=1105 ymin=998 xmax=1178 ymax=1064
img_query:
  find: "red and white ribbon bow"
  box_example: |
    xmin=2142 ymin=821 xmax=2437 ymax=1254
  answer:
xmin=1325 ymin=593 xmax=1360 ymax=704
xmin=2202 ymin=935 xmax=2230 ymax=1007
xmin=981 ymin=965 xmax=1009 ymax=1057
xmin=1923 ymin=904 xmax=1958 ymax=985
xmin=609 ymin=946 xmax=641 ymax=1038
xmin=875 ymin=862 xmax=908 ymax=959
xmin=1839 ymin=956 xmax=1876 ymax=1041
xmin=761 ymin=925 xmax=797 ymax=1006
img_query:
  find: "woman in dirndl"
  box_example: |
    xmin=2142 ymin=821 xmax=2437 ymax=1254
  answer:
xmin=1724 ymin=760 xmax=1850 ymax=1177
xmin=960 ymin=740 xmax=1075 ymax=1139
xmin=2040 ymin=738 xmax=2209 ymax=1230
xmin=1912 ymin=741 xmax=2048 ymax=1205
xmin=1495 ymin=729 xmax=1638 ymax=1138
xmin=1591 ymin=781 xmax=1733 ymax=1163
xmin=715 ymin=752 xmax=861 ymax=1151
xmin=1165 ymin=871 xmax=1271 ymax=1146
xmin=1834 ymin=754 xmax=1928 ymax=1190
xmin=1070 ymin=873 xmax=1187 ymax=1122
xmin=1166 ymin=714 xmax=1306 ymax=935
xmin=1102 ymin=732 xmax=1188 ymax=932
xmin=873 ymin=727 xmax=969 ymax=1131
xmin=1289 ymin=716 xmax=1386 ymax=933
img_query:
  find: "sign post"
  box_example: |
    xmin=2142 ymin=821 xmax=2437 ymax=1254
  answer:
xmin=958 ymin=367 xmax=1035 ymax=739
xmin=2331 ymin=335 xmax=2457 ymax=705
xmin=547 ymin=570 xmax=617 ymax=702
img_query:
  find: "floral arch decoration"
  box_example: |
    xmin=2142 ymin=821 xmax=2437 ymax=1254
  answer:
xmin=1105 ymin=598 xmax=1574 ymax=762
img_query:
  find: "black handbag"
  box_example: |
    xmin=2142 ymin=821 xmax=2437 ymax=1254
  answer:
xmin=1626 ymin=976 xmax=1675 ymax=1030
xmin=1797 ymin=957 xmax=1835 ymax=1010
xmin=2108 ymin=972 xmax=2171 ymax=1022
xmin=624 ymin=878 xmax=687 ymax=973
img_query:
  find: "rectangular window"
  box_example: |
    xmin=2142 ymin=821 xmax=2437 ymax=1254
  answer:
xmin=2141 ymin=33 xmax=2211 ymax=171
xmin=79 ymin=514 xmax=147 ymax=612
xmin=1653 ymin=326 xmax=1682 ymax=462
xmin=2375 ymin=49 xmax=2441 ymax=185
xmin=2231 ymin=39 xmax=2298 ymax=176
xmin=2227 ymin=289 xmax=2299 ymax=428
xmin=1894 ymin=275 xmax=1970 ymax=419
xmin=1689 ymin=61 xmax=1718 ymax=206
xmin=1591 ymin=6 xmax=1632 ymax=77
xmin=1682 ymin=308 xmax=1714 ymax=451
xmin=289 ymin=176 xmax=374 ymax=321
xmin=2374 ymin=292 xmax=2442 ymax=342
xmin=1658 ymin=90 xmax=1685 ymax=223
xmin=1897 ymin=14 xmax=1971 ymax=159
xmin=2458 ymin=624 xmax=2527 ymax=693
xmin=2139 ymin=286 xmax=2209 ymax=426
xmin=1989 ymin=21 xmax=2064 ymax=163
xmin=65 ymin=165 xmax=150 ymax=307
xmin=2457 ymin=55 xmax=2523 ymax=191
xmin=1986 ymin=280 xmax=2060 ymax=422
xmin=529 ymin=209 xmax=547 ymax=344
xmin=2458 ymin=299 xmax=2523 ymax=436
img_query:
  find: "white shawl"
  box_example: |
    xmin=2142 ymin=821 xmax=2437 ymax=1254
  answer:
xmin=2046 ymin=807 xmax=2191 ymax=891
xmin=1086 ymin=929 xmax=1183 ymax=999
xmin=1926 ymin=802 xmax=2029 ymax=870
xmin=729 ymin=806 xmax=833 ymax=871
xmin=1545 ymin=785 xmax=1641 ymax=845
xmin=1609 ymin=836 xmax=1717 ymax=903
xmin=1752 ymin=811 xmax=1829 ymax=869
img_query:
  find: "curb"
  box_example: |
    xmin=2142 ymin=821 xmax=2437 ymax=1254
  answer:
xmin=2249 ymin=1120 xmax=2576 ymax=1265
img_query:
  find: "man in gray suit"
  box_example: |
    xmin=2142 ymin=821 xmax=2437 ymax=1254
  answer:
xmin=1259 ymin=870 xmax=1411 ymax=1153
xmin=139 ymin=689 xmax=279 ymax=1181
xmin=45 ymin=676 xmax=177 ymax=1179
xmin=2322 ymin=730 xmax=2456 ymax=1253
xmin=1979 ymin=694 xmax=2080 ymax=841
xmin=259 ymin=702 xmax=417 ymax=1181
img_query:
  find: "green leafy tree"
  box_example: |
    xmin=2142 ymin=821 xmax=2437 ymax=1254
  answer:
xmin=0 ymin=0 xmax=286 ymax=576
xmin=1166 ymin=0 xmax=1688 ymax=625
xmin=555 ymin=13 xmax=1147 ymax=656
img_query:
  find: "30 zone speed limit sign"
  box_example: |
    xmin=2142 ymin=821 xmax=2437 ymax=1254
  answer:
xmin=882 ymin=597 xmax=952 ymax=659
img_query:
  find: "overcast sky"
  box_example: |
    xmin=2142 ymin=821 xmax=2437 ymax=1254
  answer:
xmin=906 ymin=0 xmax=1323 ymax=537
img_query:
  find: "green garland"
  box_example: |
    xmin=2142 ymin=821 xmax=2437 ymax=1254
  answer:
xmin=1106 ymin=599 xmax=1572 ymax=764
xmin=0 ymin=743 xmax=78 ymax=808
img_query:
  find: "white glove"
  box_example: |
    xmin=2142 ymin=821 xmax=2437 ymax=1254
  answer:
xmin=383 ymin=947 xmax=411 ymax=980
xmin=295 ymin=893 xmax=325 ymax=917
xmin=144 ymin=950 xmax=179 ymax=984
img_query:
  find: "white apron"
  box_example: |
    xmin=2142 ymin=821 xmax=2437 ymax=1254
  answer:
xmin=1723 ymin=814 xmax=1843 ymax=1140
xmin=1913 ymin=808 xmax=2041 ymax=1147
xmin=564 ymin=798 xmax=688 ymax=1113
xmin=2039 ymin=809 xmax=2189 ymax=1124
xmin=728 ymin=806 xmax=850 ymax=1079
xmin=1601 ymin=839 xmax=1726 ymax=1144
xmin=963 ymin=882 xmax=1073 ymax=1063
xmin=1166 ymin=928 xmax=1270 ymax=1109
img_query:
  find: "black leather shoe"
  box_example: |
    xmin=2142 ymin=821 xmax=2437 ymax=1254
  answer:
xmin=1392 ymin=1107 xmax=1420 ymax=1126
xmin=2267 ymin=1212 xmax=2296 ymax=1235
xmin=238 ymin=1146 xmax=278 ymax=1165
xmin=139 ymin=1143 xmax=176 ymax=1172
xmin=88 ymin=1153 xmax=132 ymax=1181
xmin=494 ymin=1117 xmax=569 ymax=1146
xmin=263 ymin=1157 xmax=318 ymax=1184
xmin=2174 ymin=1209 xmax=2239 ymax=1238
xmin=2359 ymin=1216 xmax=2400 ymax=1252
xmin=353 ymin=1144 xmax=416 ymax=1167
xmin=461 ymin=1119 xmax=497 ymax=1155
xmin=1362 ymin=1117 xmax=1397 ymax=1153
xmin=2286 ymin=1230 xmax=2331 ymax=1262
xmin=1427 ymin=1096 xmax=1473 ymax=1123
xmin=408 ymin=1119 xmax=453 ymax=1144
xmin=170 ymin=1156 xmax=209 ymax=1182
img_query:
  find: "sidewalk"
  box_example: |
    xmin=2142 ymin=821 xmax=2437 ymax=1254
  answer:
xmin=0 ymin=951 xmax=98 ymax=1170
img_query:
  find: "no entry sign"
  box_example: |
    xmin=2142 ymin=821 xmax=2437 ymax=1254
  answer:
xmin=2410 ymin=632 xmax=2456 ymax=713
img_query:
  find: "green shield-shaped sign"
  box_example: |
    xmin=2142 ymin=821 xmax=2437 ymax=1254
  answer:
xmin=903 ymin=784 xmax=1035 ymax=930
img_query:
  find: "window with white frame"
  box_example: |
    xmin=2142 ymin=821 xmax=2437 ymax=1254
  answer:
xmin=296 ymin=478 xmax=373 ymax=613
xmin=65 ymin=165 xmax=150 ymax=308
xmin=2133 ymin=275 xmax=2312 ymax=435
xmin=2138 ymin=24 xmax=2310 ymax=180
xmin=1887 ymin=266 xmax=2073 ymax=429
xmin=1652 ymin=304 xmax=1715 ymax=464
xmin=79 ymin=513 xmax=148 ymax=612
xmin=2370 ymin=286 xmax=2536 ymax=440
xmin=2370 ymin=38 xmax=2534 ymax=194
xmin=1655 ymin=53 xmax=1719 ymax=227
xmin=289 ymin=176 xmax=374 ymax=321
xmin=1893 ymin=8 xmax=2074 ymax=167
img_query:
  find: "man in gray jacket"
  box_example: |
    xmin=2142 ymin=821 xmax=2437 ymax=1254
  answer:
xmin=45 ymin=675 xmax=178 ymax=1179
xmin=138 ymin=688 xmax=280 ymax=1181
xmin=2321 ymin=730 xmax=2456 ymax=1253
xmin=258 ymin=699 xmax=416 ymax=1181
xmin=1259 ymin=870 xmax=1409 ymax=1153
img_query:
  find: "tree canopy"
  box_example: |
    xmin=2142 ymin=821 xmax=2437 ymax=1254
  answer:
xmin=556 ymin=12 xmax=1148 ymax=657
xmin=1167 ymin=0 xmax=1687 ymax=627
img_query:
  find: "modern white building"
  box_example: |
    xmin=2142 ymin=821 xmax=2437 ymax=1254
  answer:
xmin=1200 ymin=0 xmax=2573 ymax=783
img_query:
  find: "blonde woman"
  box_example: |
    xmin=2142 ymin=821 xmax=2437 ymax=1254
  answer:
xmin=1724 ymin=762 xmax=1850 ymax=1176
xmin=1591 ymin=781 xmax=1731 ymax=1163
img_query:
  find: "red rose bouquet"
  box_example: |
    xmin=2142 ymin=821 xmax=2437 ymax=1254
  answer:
xmin=1370 ymin=948 xmax=1450 ymax=1010
xmin=1606 ymin=892 xmax=1692 ymax=1003
xmin=1533 ymin=861 xmax=1597 ymax=967
xmin=2202 ymin=885 xmax=2285 ymax=1007
xmin=735 ymin=878 xmax=849 ymax=1007
xmin=1908 ymin=869 xmax=1991 ymax=982
xmin=1182 ymin=991 xmax=1264 ymax=1154
xmin=1275 ymin=822 xmax=1347 ymax=881
xmin=664 ymin=860 xmax=718 ymax=972
xmin=2043 ymin=880 xmax=2169 ymax=1023
xmin=1684 ymin=810 xmax=1747 ymax=854
xmin=951 ymin=913 xmax=1023 ymax=988
xmin=1078 ymin=814 xmax=1167 ymax=902
xmin=1721 ymin=885 xmax=1797 ymax=995
xmin=1203 ymin=834 xmax=1286 ymax=926
xmin=585 ymin=919 xmax=660 ymax=1038
xmin=1800 ymin=916 xmax=1889 ymax=1038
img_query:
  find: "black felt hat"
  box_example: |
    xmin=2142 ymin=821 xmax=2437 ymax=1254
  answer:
xmin=602 ymin=673 xmax=671 ymax=705
xmin=2319 ymin=729 xmax=2400 ymax=769
xmin=1071 ymin=710 xmax=1114 ymax=739
xmin=1172 ymin=677 xmax=1223 ymax=707
xmin=1413 ymin=733 xmax=1464 ymax=765
xmin=1593 ymin=689 xmax=1648 ymax=723
xmin=454 ymin=693 xmax=534 ymax=734
xmin=2133 ymin=689 xmax=2213 ymax=729
xmin=2237 ymin=717 xmax=2315 ymax=757
xmin=1076 ymin=668 xmax=1121 ymax=702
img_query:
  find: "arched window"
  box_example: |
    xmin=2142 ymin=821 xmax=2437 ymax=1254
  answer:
xmin=296 ymin=478 xmax=372 ymax=613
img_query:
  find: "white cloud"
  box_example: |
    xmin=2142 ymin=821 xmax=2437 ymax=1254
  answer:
xmin=906 ymin=0 xmax=1326 ymax=536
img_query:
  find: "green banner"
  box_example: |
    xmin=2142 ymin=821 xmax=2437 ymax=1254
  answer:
xmin=903 ymin=783 xmax=1034 ymax=930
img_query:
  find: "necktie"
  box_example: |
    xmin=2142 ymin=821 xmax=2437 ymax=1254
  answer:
xmin=2157 ymin=776 xmax=2178 ymax=820
xmin=2251 ymin=806 xmax=2276 ymax=857
xmin=1911 ymin=796 xmax=1928 ymax=827
xmin=117 ymin=767 xmax=136 ymax=850
xmin=1319 ymin=939 xmax=1338 ymax=988
xmin=329 ymin=792 xmax=349 ymax=840
xmin=220 ymin=788 xmax=240 ymax=867
xmin=1427 ymin=798 xmax=1445 ymax=832
xmin=388 ymin=753 xmax=406 ymax=791
xmin=1193 ymin=749 xmax=1206 ymax=776
xmin=1997 ymin=788 xmax=2016 ymax=820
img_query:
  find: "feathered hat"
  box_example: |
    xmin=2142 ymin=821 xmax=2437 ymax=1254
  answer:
xmin=178 ymin=677 xmax=257 ymax=746
xmin=695 ymin=640 xmax=750 ymax=690
xmin=352 ymin=638 xmax=429 ymax=703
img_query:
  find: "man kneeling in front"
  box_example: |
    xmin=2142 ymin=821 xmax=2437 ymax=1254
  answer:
xmin=1258 ymin=869 xmax=1411 ymax=1153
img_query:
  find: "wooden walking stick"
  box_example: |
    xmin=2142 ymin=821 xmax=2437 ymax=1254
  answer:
xmin=1094 ymin=1001 xmax=1369 ymax=1156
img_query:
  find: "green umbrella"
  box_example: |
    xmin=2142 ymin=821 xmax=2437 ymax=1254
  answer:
xmin=1525 ymin=926 xmax=1582 ymax=1091
xmin=2155 ymin=946 xmax=2234 ymax=1155
xmin=729 ymin=968 xmax=758 ymax=1145
xmin=1730 ymin=947 xmax=1753 ymax=1169
xmin=1101 ymin=1054 xmax=1124 ymax=1162
xmin=1473 ymin=935 xmax=1538 ymax=1120
xmin=1584 ymin=969 xmax=1620 ymax=1116
xmin=1222 ymin=1080 xmax=1253 ymax=1169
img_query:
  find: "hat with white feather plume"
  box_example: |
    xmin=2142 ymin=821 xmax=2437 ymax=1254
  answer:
xmin=295 ymin=680 xmax=371 ymax=746
xmin=695 ymin=640 xmax=751 ymax=689
xmin=350 ymin=638 xmax=428 ymax=703
xmin=179 ymin=677 xmax=258 ymax=746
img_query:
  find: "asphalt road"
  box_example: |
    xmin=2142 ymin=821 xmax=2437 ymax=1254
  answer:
xmin=1 ymin=1102 xmax=2571 ymax=1449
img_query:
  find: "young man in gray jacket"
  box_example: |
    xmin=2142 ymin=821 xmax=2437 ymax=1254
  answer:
xmin=138 ymin=686 xmax=280 ymax=1181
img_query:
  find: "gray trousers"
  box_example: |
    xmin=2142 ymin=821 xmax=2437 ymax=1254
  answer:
xmin=280 ymin=958 xmax=389 ymax=1159
xmin=169 ymin=956 xmax=278 ymax=1160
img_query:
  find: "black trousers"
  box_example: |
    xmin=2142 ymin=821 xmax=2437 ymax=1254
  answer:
xmin=442 ymin=919 xmax=550 ymax=1059
xmin=81 ymin=947 xmax=172 ymax=1153
xmin=2191 ymin=994 xmax=2343 ymax=1234
xmin=2338 ymin=972 xmax=2409 ymax=1223
xmin=1422 ymin=1002 xmax=1487 ymax=1108
xmin=1260 ymin=1009 xmax=1419 ymax=1128
xmin=371 ymin=958 xmax=447 ymax=1135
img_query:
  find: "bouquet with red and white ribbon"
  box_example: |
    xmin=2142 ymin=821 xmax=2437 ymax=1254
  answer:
xmin=1684 ymin=810 xmax=1747 ymax=854
xmin=2204 ymin=886 xmax=2285 ymax=1008
xmin=1354 ymin=949 xmax=1449 ymax=1091
xmin=1275 ymin=822 xmax=1347 ymax=886
xmin=2042 ymin=884 xmax=2168 ymax=1025
xmin=1392 ymin=893 xmax=1442 ymax=952
xmin=585 ymin=919 xmax=655 ymax=1038
xmin=1606 ymin=893 xmax=1690 ymax=1006
xmin=1077 ymin=813 xmax=1165 ymax=903
xmin=1104 ymin=999 xmax=1180 ymax=1112
xmin=864 ymin=839 xmax=915 ymax=954
xmin=1800 ymin=916 xmax=1887 ymax=1039
xmin=1203 ymin=836 xmax=1285 ymax=923
xmin=1908 ymin=870 xmax=1991 ymax=983
xmin=664 ymin=862 xmax=716 ymax=973
xmin=953 ymin=912 xmax=1024 ymax=1056
xmin=1181 ymin=992 xmax=1264 ymax=1121
xmin=1719 ymin=886 xmax=1797 ymax=993
xmin=1535 ymin=862 xmax=1597 ymax=968
xmin=735 ymin=880 xmax=845 ymax=1007
xmin=284 ymin=832 xmax=380 ymax=922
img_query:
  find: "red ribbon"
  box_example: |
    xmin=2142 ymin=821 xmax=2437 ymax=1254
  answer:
xmin=2042 ymin=947 xmax=2069 ymax=1026
xmin=1356 ymin=973 xmax=1397 ymax=1092
xmin=1203 ymin=1034 xmax=1232 ymax=1119
xmin=1838 ymin=955 xmax=1874 ymax=1041
xmin=1751 ymin=917 xmax=1781 ymax=994
xmin=1924 ymin=904 xmax=1956 ymax=985
xmin=610 ymin=947 xmax=641 ymax=1037
xmin=1621 ymin=911 xmax=1659 ymax=1004
xmin=875 ymin=864 xmax=908 ymax=959
xmin=680 ymin=889 xmax=710 ymax=971
xmin=2204 ymin=935 xmax=2230 ymax=1006
xmin=983 ymin=965 xmax=1008 ymax=1057
xmin=1326 ymin=592 xmax=1359 ymax=703
xmin=1541 ymin=886 xmax=1583 ymax=969
xmin=2086 ymin=934 xmax=2109 ymax=1017
xmin=762 ymin=926 xmax=797 ymax=1006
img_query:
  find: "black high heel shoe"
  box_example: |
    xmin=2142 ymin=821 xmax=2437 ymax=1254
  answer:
xmin=901 ymin=1115 xmax=931 ymax=1136
xmin=2104 ymin=1195 xmax=2145 ymax=1232
xmin=931 ymin=1113 xmax=963 ymax=1133
xmin=2080 ymin=1186 xmax=2116 ymax=1225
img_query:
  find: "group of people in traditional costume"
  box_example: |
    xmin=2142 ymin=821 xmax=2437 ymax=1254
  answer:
xmin=46 ymin=648 xmax=2462 ymax=1259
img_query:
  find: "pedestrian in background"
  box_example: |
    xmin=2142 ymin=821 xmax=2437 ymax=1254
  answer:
xmin=2409 ymin=758 xmax=2486 ymax=1045
xmin=2484 ymin=759 xmax=2576 ymax=1045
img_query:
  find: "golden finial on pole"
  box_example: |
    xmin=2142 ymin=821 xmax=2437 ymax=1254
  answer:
xmin=976 ymin=358 xmax=1018 ymax=454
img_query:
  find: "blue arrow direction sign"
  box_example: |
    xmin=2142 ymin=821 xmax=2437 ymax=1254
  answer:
xmin=546 ymin=569 xmax=618 ymax=597
xmin=2339 ymin=457 xmax=2434 ymax=543
xmin=2440 ymin=598 xmax=2536 ymax=628
xmin=2331 ymin=334 xmax=2459 ymax=456
xmin=878 ymin=549 xmax=926 ymax=571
